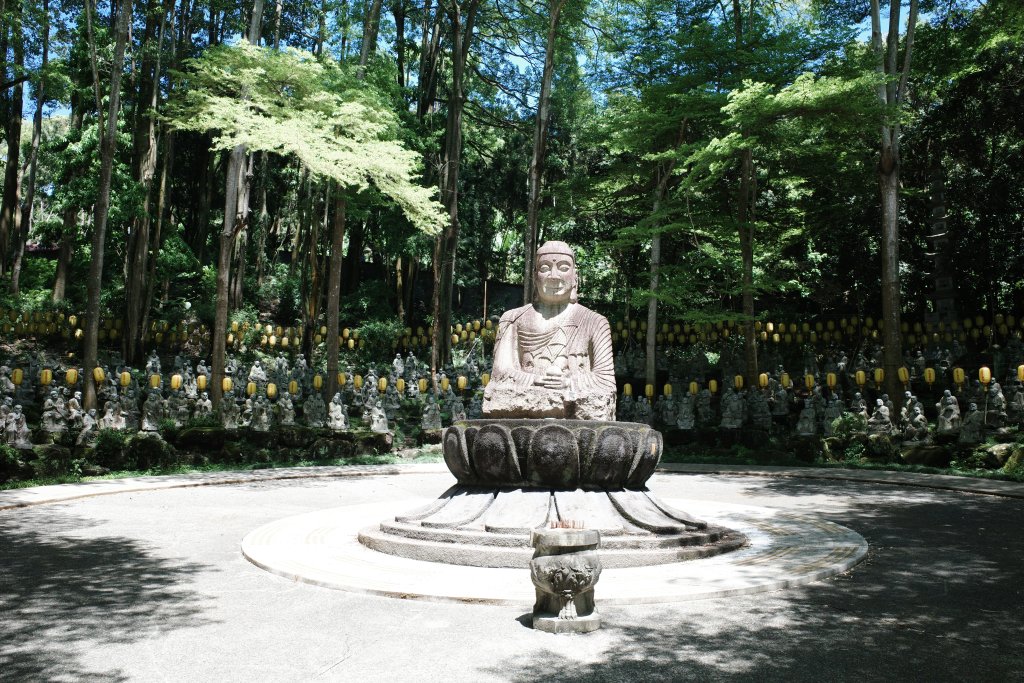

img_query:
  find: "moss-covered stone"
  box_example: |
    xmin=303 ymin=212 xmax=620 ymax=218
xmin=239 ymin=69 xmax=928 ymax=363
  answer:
xmin=176 ymin=426 xmax=227 ymax=451
xmin=864 ymin=434 xmax=900 ymax=462
xmin=128 ymin=432 xmax=178 ymax=469
xmin=901 ymin=443 xmax=952 ymax=468
xmin=29 ymin=444 xmax=75 ymax=477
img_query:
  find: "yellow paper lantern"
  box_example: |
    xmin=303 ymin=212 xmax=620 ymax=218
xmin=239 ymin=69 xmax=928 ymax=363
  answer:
xmin=804 ymin=374 xmax=814 ymax=390
xmin=734 ymin=375 xmax=744 ymax=390
xmin=873 ymin=368 xmax=884 ymax=388
xmin=953 ymin=367 xmax=965 ymax=387
xmin=898 ymin=367 xmax=910 ymax=386
xmin=781 ymin=372 xmax=791 ymax=389
xmin=457 ymin=376 xmax=467 ymax=392
xmin=288 ymin=380 xmax=299 ymax=395
xmin=624 ymin=383 xmax=633 ymax=397
xmin=758 ymin=373 xmax=769 ymax=389
xmin=663 ymin=383 xmax=672 ymax=396
xmin=923 ymin=368 xmax=936 ymax=386
xmin=826 ymin=372 xmax=837 ymax=389
xmin=979 ymin=366 xmax=992 ymax=385
xmin=1018 ymin=364 xmax=1024 ymax=382
xmin=149 ymin=373 xmax=161 ymax=389
xmin=170 ymin=373 xmax=183 ymax=391
xmin=645 ymin=384 xmax=655 ymax=398
xmin=66 ymin=368 xmax=79 ymax=385
xmin=266 ymin=383 xmax=278 ymax=399
xmin=354 ymin=374 xmax=363 ymax=389
xmin=709 ymin=379 xmax=718 ymax=394
xmin=689 ymin=381 xmax=698 ymax=395
xmin=312 ymin=374 xmax=323 ymax=390
xmin=378 ymin=377 xmax=388 ymax=393
xmin=10 ymin=368 xmax=22 ymax=386
xmin=222 ymin=377 xmax=233 ymax=393
xmin=396 ymin=378 xmax=406 ymax=394
xmin=246 ymin=381 xmax=257 ymax=396
xmin=196 ymin=375 xmax=207 ymax=391
xmin=481 ymin=372 xmax=490 ymax=387
xmin=418 ymin=378 xmax=428 ymax=394
xmin=93 ymin=367 xmax=106 ymax=383
xmin=440 ymin=376 xmax=450 ymax=392
xmin=40 ymin=368 xmax=53 ymax=385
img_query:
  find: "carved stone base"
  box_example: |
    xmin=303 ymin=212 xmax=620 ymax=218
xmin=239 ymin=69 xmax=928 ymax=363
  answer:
xmin=357 ymin=485 xmax=746 ymax=568
xmin=530 ymin=528 xmax=602 ymax=633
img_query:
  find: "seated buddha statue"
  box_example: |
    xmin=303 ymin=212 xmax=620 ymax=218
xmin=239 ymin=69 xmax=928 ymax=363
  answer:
xmin=482 ymin=240 xmax=616 ymax=420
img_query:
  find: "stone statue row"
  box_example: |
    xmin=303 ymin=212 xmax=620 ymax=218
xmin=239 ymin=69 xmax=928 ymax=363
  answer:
xmin=615 ymin=379 xmax=1020 ymax=446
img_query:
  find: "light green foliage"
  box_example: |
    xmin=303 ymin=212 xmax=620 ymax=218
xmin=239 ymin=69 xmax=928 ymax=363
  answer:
xmin=168 ymin=43 xmax=446 ymax=235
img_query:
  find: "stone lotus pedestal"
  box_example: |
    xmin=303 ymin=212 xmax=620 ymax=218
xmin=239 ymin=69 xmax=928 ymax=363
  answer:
xmin=358 ymin=419 xmax=746 ymax=568
xmin=530 ymin=527 xmax=602 ymax=634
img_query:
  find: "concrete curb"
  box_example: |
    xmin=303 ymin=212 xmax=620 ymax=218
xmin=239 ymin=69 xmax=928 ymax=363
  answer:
xmin=2 ymin=458 xmax=1022 ymax=511
xmin=656 ymin=463 xmax=1024 ymax=499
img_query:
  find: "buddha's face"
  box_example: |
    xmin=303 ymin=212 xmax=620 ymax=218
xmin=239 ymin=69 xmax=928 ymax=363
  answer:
xmin=535 ymin=253 xmax=576 ymax=305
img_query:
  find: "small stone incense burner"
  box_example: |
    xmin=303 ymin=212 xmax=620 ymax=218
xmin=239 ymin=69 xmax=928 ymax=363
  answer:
xmin=529 ymin=521 xmax=602 ymax=633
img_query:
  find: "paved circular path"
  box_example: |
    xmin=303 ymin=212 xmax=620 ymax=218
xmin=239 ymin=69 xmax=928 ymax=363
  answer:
xmin=242 ymin=499 xmax=866 ymax=603
xmin=2 ymin=463 xmax=1022 ymax=681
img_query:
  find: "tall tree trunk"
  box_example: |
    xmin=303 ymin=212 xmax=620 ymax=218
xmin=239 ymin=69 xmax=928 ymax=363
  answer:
xmin=83 ymin=0 xmax=132 ymax=411
xmin=0 ymin=6 xmax=24 ymax=276
xmin=52 ymin=211 xmax=76 ymax=302
xmin=430 ymin=0 xmax=479 ymax=378
xmin=11 ymin=0 xmax=46 ymax=296
xmin=357 ymin=0 xmax=383 ymax=77
xmin=211 ymin=0 xmax=264 ymax=408
xmin=393 ymin=0 xmax=406 ymax=88
xmin=644 ymin=120 xmax=686 ymax=392
xmin=871 ymin=0 xmax=917 ymax=400
xmin=738 ymin=147 xmax=757 ymax=387
xmin=124 ymin=0 xmax=169 ymax=364
xmin=326 ymin=193 xmax=346 ymax=398
xmin=523 ymin=0 xmax=566 ymax=304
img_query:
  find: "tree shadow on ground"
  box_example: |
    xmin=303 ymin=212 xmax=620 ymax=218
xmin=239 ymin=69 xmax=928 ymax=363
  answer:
xmin=0 ymin=507 xmax=217 ymax=681
xmin=490 ymin=478 xmax=1024 ymax=681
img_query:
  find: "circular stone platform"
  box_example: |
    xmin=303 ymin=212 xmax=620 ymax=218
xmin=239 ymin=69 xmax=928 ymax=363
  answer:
xmin=241 ymin=497 xmax=867 ymax=604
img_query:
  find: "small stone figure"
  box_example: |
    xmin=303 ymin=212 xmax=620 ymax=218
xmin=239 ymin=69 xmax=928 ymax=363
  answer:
xmin=985 ymin=382 xmax=1007 ymax=428
xmin=6 ymin=405 xmax=32 ymax=448
xmin=822 ymin=397 xmax=844 ymax=437
xmin=748 ymin=390 xmax=772 ymax=431
xmin=633 ymin=396 xmax=653 ymax=425
xmin=41 ymin=390 xmax=67 ymax=434
xmin=935 ymin=390 xmax=961 ymax=435
xmin=141 ymin=393 xmax=163 ymax=431
xmin=660 ymin=394 xmax=678 ymax=428
xmin=867 ymin=399 xmax=893 ymax=436
xmin=251 ymin=397 xmax=272 ymax=432
xmin=328 ymin=393 xmax=349 ymax=431
xmin=0 ymin=366 xmax=15 ymax=396
xmin=278 ymin=394 xmax=296 ymax=426
xmin=195 ymin=392 xmax=213 ymax=418
xmin=795 ymin=401 xmax=818 ymax=437
xmin=696 ymin=387 xmax=714 ymax=425
xmin=616 ymin=392 xmax=635 ymax=422
xmin=77 ymin=409 xmax=99 ymax=447
xmin=958 ymin=403 xmax=985 ymax=445
xmin=450 ymin=395 xmax=467 ymax=423
xmin=719 ymin=388 xmax=745 ymax=430
xmin=220 ymin=398 xmax=241 ymax=430
xmin=676 ymin=393 xmax=695 ymax=430
xmin=392 ymin=354 xmax=405 ymax=379
xmin=303 ymin=392 xmax=326 ymax=428
xmin=903 ymin=406 xmax=930 ymax=442
xmin=771 ymin=385 xmax=789 ymax=417
xmin=468 ymin=394 xmax=484 ymax=419
xmin=145 ymin=351 xmax=161 ymax=375
xmin=422 ymin=395 xmax=442 ymax=431
xmin=369 ymin=400 xmax=390 ymax=433
xmin=66 ymin=391 xmax=85 ymax=430
xmin=850 ymin=392 xmax=868 ymax=420
xmin=248 ymin=360 xmax=268 ymax=385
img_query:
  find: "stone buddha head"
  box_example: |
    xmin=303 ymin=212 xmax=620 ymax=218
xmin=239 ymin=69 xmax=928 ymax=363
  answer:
xmin=534 ymin=241 xmax=578 ymax=305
